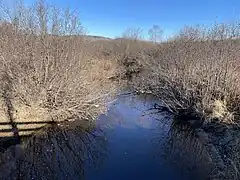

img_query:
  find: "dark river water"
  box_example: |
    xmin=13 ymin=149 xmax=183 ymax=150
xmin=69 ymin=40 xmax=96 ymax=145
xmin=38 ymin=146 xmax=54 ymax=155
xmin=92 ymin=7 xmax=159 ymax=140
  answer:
xmin=0 ymin=93 xmax=211 ymax=180
xmin=85 ymin=94 xmax=182 ymax=180
xmin=84 ymin=93 xmax=210 ymax=180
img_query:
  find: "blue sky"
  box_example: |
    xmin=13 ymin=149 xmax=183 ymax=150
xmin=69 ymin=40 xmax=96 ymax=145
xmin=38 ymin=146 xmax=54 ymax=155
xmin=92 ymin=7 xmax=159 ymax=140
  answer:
xmin=23 ymin=0 xmax=240 ymax=38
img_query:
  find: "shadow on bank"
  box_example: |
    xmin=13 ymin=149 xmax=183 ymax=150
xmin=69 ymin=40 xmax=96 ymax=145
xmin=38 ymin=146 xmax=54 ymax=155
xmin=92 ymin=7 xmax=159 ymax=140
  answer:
xmin=0 ymin=120 xmax=57 ymax=152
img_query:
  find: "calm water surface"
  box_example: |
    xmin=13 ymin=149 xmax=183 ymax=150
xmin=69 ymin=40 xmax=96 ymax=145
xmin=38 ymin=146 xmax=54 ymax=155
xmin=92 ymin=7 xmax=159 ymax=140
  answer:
xmin=85 ymin=94 xmax=193 ymax=180
xmin=0 ymin=93 xmax=210 ymax=180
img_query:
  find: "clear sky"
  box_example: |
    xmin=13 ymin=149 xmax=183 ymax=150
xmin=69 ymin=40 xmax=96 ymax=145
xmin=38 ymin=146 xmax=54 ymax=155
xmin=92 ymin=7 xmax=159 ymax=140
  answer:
xmin=23 ymin=0 xmax=240 ymax=38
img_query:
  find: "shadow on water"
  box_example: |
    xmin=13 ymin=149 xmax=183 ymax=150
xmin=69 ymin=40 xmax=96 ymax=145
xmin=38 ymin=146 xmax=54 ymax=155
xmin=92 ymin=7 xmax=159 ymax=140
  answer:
xmin=0 ymin=122 xmax=107 ymax=180
xmin=0 ymin=121 xmax=56 ymax=153
xmin=162 ymin=122 xmax=217 ymax=180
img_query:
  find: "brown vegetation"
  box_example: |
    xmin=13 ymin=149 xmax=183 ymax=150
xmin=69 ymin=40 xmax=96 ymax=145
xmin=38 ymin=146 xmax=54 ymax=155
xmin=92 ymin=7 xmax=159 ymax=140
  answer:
xmin=123 ymin=22 xmax=240 ymax=127
xmin=0 ymin=0 xmax=119 ymax=138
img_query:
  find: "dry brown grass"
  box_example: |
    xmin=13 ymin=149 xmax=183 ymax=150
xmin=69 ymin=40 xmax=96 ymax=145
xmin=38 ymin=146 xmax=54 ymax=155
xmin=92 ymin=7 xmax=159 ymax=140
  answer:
xmin=0 ymin=1 xmax=120 ymax=137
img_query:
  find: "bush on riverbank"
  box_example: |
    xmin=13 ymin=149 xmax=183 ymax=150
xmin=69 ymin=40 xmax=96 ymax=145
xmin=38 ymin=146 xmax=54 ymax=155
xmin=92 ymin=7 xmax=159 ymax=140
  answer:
xmin=123 ymin=22 xmax=240 ymax=127
xmin=0 ymin=1 xmax=119 ymax=134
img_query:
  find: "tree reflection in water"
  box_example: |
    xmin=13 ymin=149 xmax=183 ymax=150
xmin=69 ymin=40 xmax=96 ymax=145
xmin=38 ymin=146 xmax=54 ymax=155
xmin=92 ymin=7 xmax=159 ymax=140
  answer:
xmin=0 ymin=122 xmax=107 ymax=180
xmin=162 ymin=122 xmax=217 ymax=180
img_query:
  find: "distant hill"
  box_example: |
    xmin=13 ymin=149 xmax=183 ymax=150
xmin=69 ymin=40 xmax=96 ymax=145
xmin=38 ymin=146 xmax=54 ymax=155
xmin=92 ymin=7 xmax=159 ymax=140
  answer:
xmin=82 ymin=35 xmax=113 ymax=41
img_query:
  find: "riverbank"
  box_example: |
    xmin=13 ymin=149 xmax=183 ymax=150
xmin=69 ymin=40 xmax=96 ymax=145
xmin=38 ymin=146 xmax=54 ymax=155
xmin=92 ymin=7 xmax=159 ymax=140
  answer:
xmin=118 ymin=23 xmax=240 ymax=179
xmin=0 ymin=2 xmax=121 ymax=140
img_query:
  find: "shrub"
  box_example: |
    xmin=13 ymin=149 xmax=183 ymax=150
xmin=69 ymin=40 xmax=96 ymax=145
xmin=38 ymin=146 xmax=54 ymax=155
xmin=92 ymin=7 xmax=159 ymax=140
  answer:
xmin=0 ymin=0 xmax=118 ymax=134
xmin=130 ymin=21 xmax=240 ymax=125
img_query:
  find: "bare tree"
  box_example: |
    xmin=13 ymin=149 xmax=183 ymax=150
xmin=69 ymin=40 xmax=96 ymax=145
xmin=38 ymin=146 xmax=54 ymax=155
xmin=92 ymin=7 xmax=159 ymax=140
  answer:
xmin=173 ymin=25 xmax=207 ymax=41
xmin=122 ymin=27 xmax=143 ymax=41
xmin=36 ymin=0 xmax=48 ymax=35
xmin=148 ymin=25 xmax=163 ymax=43
xmin=0 ymin=0 xmax=117 ymax=127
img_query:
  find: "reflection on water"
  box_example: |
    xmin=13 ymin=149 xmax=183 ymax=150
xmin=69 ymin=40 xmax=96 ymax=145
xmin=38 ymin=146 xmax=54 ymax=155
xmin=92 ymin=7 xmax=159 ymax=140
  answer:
xmin=163 ymin=123 xmax=217 ymax=180
xmin=0 ymin=93 xmax=213 ymax=180
xmin=0 ymin=124 xmax=106 ymax=180
xmin=85 ymin=93 xmax=199 ymax=180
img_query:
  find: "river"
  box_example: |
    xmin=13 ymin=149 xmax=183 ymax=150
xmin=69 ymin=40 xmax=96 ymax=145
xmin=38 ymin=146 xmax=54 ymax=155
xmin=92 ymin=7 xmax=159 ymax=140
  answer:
xmin=0 ymin=93 xmax=212 ymax=180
